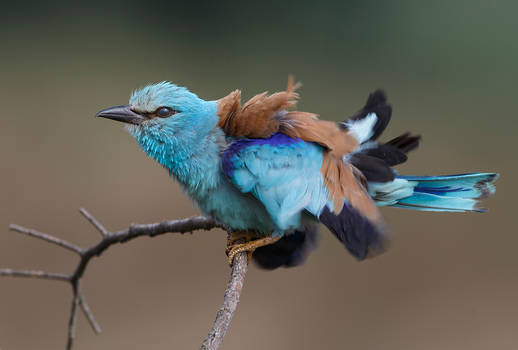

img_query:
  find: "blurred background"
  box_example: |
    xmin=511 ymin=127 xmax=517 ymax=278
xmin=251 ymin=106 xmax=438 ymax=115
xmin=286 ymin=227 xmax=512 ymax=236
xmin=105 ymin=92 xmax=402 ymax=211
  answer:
xmin=1 ymin=1 xmax=516 ymax=349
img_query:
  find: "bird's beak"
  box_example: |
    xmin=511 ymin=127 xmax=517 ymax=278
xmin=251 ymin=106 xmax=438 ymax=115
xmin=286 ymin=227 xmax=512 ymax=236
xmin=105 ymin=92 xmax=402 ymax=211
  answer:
xmin=96 ymin=105 xmax=146 ymax=125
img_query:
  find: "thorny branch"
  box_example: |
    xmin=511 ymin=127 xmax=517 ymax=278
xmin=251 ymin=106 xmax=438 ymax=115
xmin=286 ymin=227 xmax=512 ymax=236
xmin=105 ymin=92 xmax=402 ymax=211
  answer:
xmin=0 ymin=209 xmax=248 ymax=350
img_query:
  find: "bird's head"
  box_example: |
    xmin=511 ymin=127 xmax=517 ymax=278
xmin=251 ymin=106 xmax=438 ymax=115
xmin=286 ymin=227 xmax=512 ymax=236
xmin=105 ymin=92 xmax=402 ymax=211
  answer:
xmin=97 ymin=82 xmax=222 ymax=191
xmin=96 ymin=82 xmax=218 ymax=146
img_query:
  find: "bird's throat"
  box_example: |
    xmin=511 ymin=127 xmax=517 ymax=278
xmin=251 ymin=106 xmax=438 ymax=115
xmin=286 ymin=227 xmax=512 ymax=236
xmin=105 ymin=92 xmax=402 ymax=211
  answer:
xmin=128 ymin=125 xmax=224 ymax=195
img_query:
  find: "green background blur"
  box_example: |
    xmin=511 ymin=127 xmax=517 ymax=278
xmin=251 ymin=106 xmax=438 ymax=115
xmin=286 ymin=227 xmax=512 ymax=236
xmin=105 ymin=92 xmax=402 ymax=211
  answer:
xmin=1 ymin=1 xmax=516 ymax=349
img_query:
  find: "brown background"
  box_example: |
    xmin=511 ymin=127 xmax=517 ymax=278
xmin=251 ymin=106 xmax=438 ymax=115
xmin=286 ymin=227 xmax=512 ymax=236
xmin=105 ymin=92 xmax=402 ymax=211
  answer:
xmin=1 ymin=1 xmax=516 ymax=349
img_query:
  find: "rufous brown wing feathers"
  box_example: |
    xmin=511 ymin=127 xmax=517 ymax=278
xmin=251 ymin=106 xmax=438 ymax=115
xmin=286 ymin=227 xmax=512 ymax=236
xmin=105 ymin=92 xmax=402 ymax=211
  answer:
xmin=217 ymin=77 xmax=381 ymax=221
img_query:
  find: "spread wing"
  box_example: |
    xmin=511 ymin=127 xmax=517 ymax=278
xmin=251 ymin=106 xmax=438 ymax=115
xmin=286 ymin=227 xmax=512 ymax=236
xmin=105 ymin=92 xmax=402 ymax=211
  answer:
xmin=217 ymin=78 xmax=390 ymax=259
xmin=221 ymin=133 xmax=386 ymax=259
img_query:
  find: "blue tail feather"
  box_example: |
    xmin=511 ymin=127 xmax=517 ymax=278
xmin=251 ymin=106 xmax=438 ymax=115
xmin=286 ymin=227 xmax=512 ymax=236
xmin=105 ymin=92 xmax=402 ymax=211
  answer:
xmin=393 ymin=192 xmax=484 ymax=212
xmin=383 ymin=173 xmax=498 ymax=212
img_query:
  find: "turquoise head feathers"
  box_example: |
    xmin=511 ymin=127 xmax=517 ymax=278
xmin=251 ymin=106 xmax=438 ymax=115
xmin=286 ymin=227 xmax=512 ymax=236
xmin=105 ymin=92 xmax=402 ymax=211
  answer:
xmin=97 ymin=81 xmax=221 ymax=194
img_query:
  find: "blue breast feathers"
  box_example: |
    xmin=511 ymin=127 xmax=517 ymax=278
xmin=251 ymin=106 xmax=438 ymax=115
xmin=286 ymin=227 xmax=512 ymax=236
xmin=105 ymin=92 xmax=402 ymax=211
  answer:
xmin=221 ymin=133 xmax=330 ymax=231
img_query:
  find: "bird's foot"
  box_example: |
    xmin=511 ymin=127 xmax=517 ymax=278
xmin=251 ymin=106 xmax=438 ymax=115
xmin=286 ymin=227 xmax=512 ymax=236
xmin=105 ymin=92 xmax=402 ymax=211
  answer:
xmin=227 ymin=235 xmax=282 ymax=267
xmin=225 ymin=230 xmax=258 ymax=254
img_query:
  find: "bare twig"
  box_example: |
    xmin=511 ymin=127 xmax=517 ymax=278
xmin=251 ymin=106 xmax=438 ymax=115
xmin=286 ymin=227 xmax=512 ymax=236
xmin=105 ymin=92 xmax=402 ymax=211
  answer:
xmin=1 ymin=209 xmax=248 ymax=350
xmin=79 ymin=208 xmax=108 ymax=237
xmin=79 ymin=292 xmax=102 ymax=335
xmin=9 ymin=224 xmax=84 ymax=255
xmin=0 ymin=268 xmax=70 ymax=282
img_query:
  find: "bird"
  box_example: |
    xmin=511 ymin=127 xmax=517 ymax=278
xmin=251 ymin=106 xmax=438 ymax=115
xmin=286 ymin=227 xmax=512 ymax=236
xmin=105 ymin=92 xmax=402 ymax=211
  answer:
xmin=96 ymin=77 xmax=498 ymax=269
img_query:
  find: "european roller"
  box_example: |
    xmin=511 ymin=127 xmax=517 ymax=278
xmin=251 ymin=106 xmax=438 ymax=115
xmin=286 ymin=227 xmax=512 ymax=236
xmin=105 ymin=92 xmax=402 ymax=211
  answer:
xmin=96 ymin=78 xmax=498 ymax=269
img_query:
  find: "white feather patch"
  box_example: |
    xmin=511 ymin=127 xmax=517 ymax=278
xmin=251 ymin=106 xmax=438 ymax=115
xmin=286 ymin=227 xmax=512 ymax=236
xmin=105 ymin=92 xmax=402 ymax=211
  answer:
xmin=368 ymin=178 xmax=416 ymax=206
xmin=344 ymin=112 xmax=378 ymax=143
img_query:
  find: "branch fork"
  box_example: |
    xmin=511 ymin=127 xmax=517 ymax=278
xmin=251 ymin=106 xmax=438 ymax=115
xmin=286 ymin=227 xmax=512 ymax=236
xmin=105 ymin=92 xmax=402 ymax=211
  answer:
xmin=1 ymin=209 xmax=247 ymax=350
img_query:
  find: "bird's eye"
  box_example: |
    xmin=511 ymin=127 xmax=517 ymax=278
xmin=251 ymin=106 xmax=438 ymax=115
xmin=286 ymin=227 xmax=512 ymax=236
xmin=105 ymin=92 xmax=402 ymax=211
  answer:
xmin=156 ymin=107 xmax=175 ymax=118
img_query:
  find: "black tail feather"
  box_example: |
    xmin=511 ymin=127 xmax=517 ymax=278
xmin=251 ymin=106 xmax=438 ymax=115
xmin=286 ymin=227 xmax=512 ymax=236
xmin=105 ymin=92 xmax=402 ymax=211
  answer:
xmin=386 ymin=132 xmax=421 ymax=154
xmin=319 ymin=204 xmax=386 ymax=260
xmin=362 ymin=145 xmax=408 ymax=167
xmin=361 ymin=132 xmax=421 ymax=168
xmin=349 ymin=154 xmax=396 ymax=182
xmin=350 ymin=132 xmax=421 ymax=181
xmin=347 ymin=90 xmax=421 ymax=180
xmin=347 ymin=89 xmax=392 ymax=141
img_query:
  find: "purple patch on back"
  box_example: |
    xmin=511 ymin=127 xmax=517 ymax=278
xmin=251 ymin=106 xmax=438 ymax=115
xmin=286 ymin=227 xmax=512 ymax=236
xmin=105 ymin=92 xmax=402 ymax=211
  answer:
xmin=222 ymin=133 xmax=300 ymax=178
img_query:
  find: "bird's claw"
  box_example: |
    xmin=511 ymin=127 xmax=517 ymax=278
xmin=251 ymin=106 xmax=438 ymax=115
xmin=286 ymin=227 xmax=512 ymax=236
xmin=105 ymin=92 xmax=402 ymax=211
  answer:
xmin=225 ymin=231 xmax=257 ymax=255
xmin=226 ymin=235 xmax=282 ymax=267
